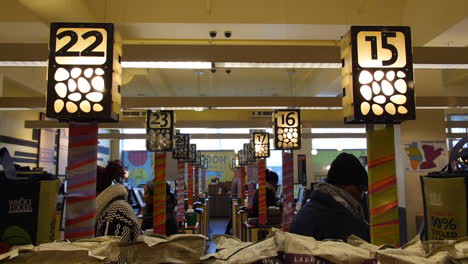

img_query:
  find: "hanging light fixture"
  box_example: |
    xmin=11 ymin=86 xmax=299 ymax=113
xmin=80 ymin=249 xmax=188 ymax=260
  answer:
xmin=273 ymin=109 xmax=302 ymax=150
xmin=341 ymin=26 xmax=415 ymax=124
xmin=46 ymin=23 xmax=122 ymax=122
xmin=146 ymin=110 xmax=175 ymax=152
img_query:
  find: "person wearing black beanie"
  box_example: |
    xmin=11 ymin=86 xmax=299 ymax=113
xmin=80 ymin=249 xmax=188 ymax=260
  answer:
xmin=290 ymin=152 xmax=370 ymax=242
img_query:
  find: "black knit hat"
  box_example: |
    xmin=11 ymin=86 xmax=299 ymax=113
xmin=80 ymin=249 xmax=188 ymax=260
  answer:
xmin=326 ymin=153 xmax=368 ymax=186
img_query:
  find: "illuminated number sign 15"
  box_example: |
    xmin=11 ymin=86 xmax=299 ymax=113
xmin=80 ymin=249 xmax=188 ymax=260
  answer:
xmin=341 ymin=26 xmax=415 ymax=124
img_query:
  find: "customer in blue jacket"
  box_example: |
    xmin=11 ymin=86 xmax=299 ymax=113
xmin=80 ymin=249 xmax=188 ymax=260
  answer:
xmin=290 ymin=153 xmax=370 ymax=242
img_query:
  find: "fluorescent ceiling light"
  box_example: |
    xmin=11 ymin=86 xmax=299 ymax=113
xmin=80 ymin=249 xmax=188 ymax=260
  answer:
xmin=217 ymin=62 xmax=342 ymax=68
xmin=0 ymin=61 xmax=47 ymax=67
xmin=121 ymin=61 xmax=211 ymax=69
xmin=413 ymin=64 xmax=468 ymax=69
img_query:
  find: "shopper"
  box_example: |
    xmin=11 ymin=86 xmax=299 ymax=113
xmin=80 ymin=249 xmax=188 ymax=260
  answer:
xmin=95 ymin=160 xmax=141 ymax=242
xmin=249 ymin=169 xmax=279 ymax=218
xmin=142 ymin=181 xmax=178 ymax=236
xmin=290 ymin=153 xmax=370 ymax=242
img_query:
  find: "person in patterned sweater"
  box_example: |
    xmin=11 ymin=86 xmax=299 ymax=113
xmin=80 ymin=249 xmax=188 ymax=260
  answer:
xmin=95 ymin=160 xmax=141 ymax=242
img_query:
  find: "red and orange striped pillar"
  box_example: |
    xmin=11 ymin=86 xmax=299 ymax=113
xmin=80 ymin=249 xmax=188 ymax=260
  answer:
xmin=176 ymin=160 xmax=185 ymax=222
xmin=247 ymin=163 xmax=255 ymax=209
xmin=194 ymin=166 xmax=199 ymax=200
xmin=282 ymin=151 xmax=294 ymax=231
xmin=240 ymin=166 xmax=246 ymax=202
xmin=153 ymin=152 xmax=166 ymax=235
xmin=65 ymin=123 xmax=98 ymax=240
xmin=187 ymin=163 xmax=194 ymax=207
xmin=367 ymin=125 xmax=400 ymax=246
xmin=258 ymin=159 xmax=267 ymax=225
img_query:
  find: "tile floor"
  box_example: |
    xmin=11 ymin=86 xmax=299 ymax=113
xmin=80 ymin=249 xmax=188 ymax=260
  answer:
xmin=206 ymin=217 xmax=229 ymax=254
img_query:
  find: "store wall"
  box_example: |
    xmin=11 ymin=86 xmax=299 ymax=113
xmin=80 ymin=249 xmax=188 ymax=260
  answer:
xmin=399 ymin=109 xmax=447 ymax=239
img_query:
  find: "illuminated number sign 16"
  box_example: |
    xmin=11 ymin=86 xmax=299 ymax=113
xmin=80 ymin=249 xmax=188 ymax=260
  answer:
xmin=341 ymin=26 xmax=415 ymax=124
xmin=274 ymin=110 xmax=301 ymax=150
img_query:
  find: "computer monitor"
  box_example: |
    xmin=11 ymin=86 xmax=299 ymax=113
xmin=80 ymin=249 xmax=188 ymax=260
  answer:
xmin=294 ymin=184 xmax=302 ymax=200
xmin=276 ymin=185 xmax=282 ymax=198
xmin=295 ymin=186 xmax=306 ymax=211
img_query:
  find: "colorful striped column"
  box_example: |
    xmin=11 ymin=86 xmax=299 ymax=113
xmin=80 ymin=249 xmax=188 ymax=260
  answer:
xmin=65 ymin=123 xmax=98 ymax=241
xmin=282 ymin=151 xmax=294 ymax=231
xmin=258 ymin=159 xmax=267 ymax=226
xmin=201 ymin=168 xmax=207 ymax=194
xmin=153 ymin=152 xmax=166 ymax=235
xmin=240 ymin=166 xmax=246 ymax=201
xmin=176 ymin=160 xmax=185 ymax=223
xmin=187 ymin=163 xmax=194 ymax=207
xmin=367 ymin=125 xmax=400 ymax=246
xmin=247 ymin=163 xmax=255 ymax=209
xmin=194 ymin=166 xmax=199 ymax=200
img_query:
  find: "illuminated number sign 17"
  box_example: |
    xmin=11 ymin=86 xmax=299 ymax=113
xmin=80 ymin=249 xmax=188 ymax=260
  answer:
xmin=253 ymin=132 xmax=270 ymax=158
xmin=46 ymin=23 xmax=122 ymax=122
xmin=274 ymin=110 xmax=301 ymax=150
xmin=341 ymin=26 xmax=415 ymax=124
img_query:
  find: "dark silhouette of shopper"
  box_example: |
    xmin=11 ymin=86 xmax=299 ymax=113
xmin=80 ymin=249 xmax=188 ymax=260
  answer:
xmin=290 ymin=153 xmax=370 ymax=242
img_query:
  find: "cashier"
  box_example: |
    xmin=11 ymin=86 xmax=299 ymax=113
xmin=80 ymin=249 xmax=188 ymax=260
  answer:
xmin=290 ymin=153 xmax=370 ymax=242
xmin=249 ymin=169 xmax=280 ymax=218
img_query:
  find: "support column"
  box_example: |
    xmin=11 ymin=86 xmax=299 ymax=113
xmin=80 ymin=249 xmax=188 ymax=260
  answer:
xmin=153 ymin=152 xmax=166 ymax=235
xmin=367 ymin=124 xmax=400 ymax=246
xmin=247 ymin=163 xmax=255 ymax=209
xmin=64 ymin=123 xmax=98 ymax=241
xmin=176 ymin=160 xmax=185 ymax=223
xmin=258 ymin=159 xmax=267 ymax=226
xmin=187 ymin=163 xmax=194 ymax=207
xmin=194 ymin=166 xmax=199 ymax=200
xmin=282 ymin=151 xmax=294 ymax=231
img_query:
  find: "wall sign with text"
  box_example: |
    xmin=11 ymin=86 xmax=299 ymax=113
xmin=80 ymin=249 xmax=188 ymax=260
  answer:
xmin=46 ymin=23 xmax=122 ymax=122
xmin=273 ymin=110 xmax=301 ymax=150
xmin=341 ymin=26 xmax=415 ymax=124
xmin=146 ymin=110 xmax=175 ymax=152
xmin=253 ymin=132 xmax=270 ymax=158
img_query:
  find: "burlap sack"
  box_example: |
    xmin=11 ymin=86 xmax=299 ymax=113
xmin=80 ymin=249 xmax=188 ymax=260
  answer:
xmin=0 ymin=242 xmax=105 ymax=264
xmin=119 ymin=234 xmax=206 ymax=264
xmin=283 ymin=232 xmax=374 ymax=264
xmin=348 ymin=235 xmax=453 ymax=264
xmin=212 ymin=234 xmax=252 ymax=251
xmin=201 ymin=230 xmax=284 ymax=264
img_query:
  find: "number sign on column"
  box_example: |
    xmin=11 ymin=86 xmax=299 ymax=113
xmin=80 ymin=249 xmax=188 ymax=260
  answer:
xmin=46 ymin=23 xmax=122 ymax=122
xmin=274 ymin=110 xmax=301 ymax=150
xmin=341 ymin=26 xmax=415 ymax=124
xmin=172 ymin=134 xmax=190 ymax=160
xmin=146 ymin=110 xmax=175 ymax=152
xmin=253 ymin=132 xmax=270 ymax=158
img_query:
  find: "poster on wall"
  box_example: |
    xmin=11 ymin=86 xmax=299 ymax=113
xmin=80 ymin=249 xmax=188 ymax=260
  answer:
xmin=402 ymin=141 xmax=448 ymax=171
xmin=122 ymin=151 xmax=154 ymax=187
xmin=202 ymin=151 xmax=236 ymax=182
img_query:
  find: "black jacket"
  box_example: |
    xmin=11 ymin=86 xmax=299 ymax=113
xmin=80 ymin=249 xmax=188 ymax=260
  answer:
xmin=290 ymin=191 xmax=370 ymax=242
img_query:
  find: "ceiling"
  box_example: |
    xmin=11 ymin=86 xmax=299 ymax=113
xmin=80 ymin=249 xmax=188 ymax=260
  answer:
xmin=0 ymin=0 xmax=468 ymax=101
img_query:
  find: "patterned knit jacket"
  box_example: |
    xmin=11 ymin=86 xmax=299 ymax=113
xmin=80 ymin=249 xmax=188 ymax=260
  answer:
xmin=95 ymin=184 xmax=141 ymax=241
